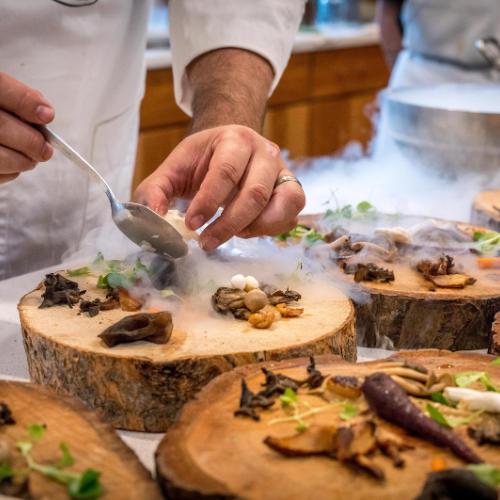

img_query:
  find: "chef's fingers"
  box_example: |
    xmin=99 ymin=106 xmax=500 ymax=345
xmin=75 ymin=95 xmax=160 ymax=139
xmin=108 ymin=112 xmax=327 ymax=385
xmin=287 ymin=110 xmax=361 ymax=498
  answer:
xmin=185 ymin=129 xmax=253 ymax=232
xmin=134 ymin=173 xmax=174 ymax=217
xmin=0 ymin=110 xmax=53 ymax=163
xmin=0 ymin=72 xmax=54 ymax=124
xmin=197 ymin=147 xmax=278 ymax=251
xmin=0 ymin=172 xmax=20 ymax=185
xmin=235 ymin=172 xmax=306 ymax=238
xmin=0 ymin=145 xmax=37 ymax=174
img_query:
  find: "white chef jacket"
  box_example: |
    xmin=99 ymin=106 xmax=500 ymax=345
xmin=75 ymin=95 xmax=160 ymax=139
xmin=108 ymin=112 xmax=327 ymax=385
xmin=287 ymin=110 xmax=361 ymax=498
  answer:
xmin=0 ymin=0 xmax=304 ymax=280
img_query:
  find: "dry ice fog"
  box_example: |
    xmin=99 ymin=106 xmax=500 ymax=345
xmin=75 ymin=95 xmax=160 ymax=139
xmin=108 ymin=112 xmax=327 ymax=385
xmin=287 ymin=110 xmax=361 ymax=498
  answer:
xmin=62 ymin=86 xmax=498 ymax=333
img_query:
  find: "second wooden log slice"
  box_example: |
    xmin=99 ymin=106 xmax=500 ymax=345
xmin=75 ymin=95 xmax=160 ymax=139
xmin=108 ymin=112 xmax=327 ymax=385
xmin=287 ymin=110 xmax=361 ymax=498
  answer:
xmin=156 ymin=350 xmax=500 ymax=500
xmin=471 ymin=190 xmax=500 ymax=232
xmin=299 ymin=214 xmax=500 ymax=351
xmin=0 ymin=380 xmax=161 ymax=500
xmin=18 ymin=274 xmax=355 ymax=432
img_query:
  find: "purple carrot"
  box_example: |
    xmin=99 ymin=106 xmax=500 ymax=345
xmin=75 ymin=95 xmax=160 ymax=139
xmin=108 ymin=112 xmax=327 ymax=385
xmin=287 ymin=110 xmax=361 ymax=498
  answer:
xmin=363 ymin=372 xmax=483 ymax=464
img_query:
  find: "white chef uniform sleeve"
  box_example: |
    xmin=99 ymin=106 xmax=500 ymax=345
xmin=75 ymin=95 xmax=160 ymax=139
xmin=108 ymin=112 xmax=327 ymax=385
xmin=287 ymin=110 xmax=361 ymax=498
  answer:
xmin=168 ymin=0 xmax=305 ymax=117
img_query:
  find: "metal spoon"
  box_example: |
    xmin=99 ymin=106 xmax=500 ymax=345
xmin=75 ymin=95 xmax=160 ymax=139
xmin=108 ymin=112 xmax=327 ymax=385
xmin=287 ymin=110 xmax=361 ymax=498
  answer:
xmin=37 ymin=125 xmax=189 ymax=259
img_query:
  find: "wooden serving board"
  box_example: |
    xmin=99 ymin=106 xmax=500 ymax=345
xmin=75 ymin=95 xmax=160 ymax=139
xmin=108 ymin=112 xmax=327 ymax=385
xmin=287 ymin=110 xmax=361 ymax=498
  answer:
xmin=18 ymin=274 xmax=355 ymax=432
xmin=471 ymin=190 xmax=500 ymax=232
xmin=0 ymin=380 xmax=161 ymax=500
xmin=298 ymin=213 xmax=500 ymax=351
xmin=156 ymin=350 xmax=500 ymax=500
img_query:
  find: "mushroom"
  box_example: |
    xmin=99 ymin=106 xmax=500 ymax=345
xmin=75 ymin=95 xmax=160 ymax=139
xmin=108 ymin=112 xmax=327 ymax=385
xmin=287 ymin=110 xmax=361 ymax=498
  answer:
xmin=248 ymin=311 xmax=274 ymax=329
xmin=212 ymin=287 xmax=246 ymax=314
xmin=374 ymin=426 xmax=412 ymax=468
xmin=324 ymin=375 xmax=362 ymax=401
xmin=379 ymin=367 xmax=429 ymax=383
xmin=0 ymin=440 xmax=11 ymax=464
xmin=275 ymin=303 xmax=304 ymax=317
xmin=244 ymin=289 xmax=268 ymax=313
xmin=230 ymin=274 xmax=246 ymax=290
xmin=390 ymin=375 xmax=430 ymax=397
xmin=328 ymin=235 xmax=350 ymax=250
xmin=244 ymin=276 xmax=260 ymax=292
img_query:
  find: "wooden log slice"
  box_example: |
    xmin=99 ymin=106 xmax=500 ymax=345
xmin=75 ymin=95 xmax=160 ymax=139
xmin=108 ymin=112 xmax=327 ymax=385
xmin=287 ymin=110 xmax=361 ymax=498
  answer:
xmin=156 ymin=350 xmax=500 ymax=500
xmin=471 ymin=190 xmax=500 ymax=232
xmin=298 ymin=213 xmax=500 ymax=351
xmin=489 ymin=311 xmax=500 ymax=355
xmin=0 ymin=380 xmax=161 ymax=500
xmin=18 ymin=274 xmax=355 ymax=432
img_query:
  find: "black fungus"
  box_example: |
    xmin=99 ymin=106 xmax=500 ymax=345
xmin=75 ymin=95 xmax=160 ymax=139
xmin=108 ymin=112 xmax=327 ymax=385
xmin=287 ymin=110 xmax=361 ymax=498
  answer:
xmin=98 ymin=311 xmax=173 ymax=348
xmin=0 ymin=403 xmax=15 ymax=426
xmin=39 ymin=273 xmax=84 ymax=309
xmin=343 ymin=262 xmax=395 ymax=284
xmin=304 ymin=356 xmax=325 ymax=389
xmin=258 ymin=368 xmax=302 ymax=398
xmin=414 ymin=470 xmax=497 ymax=500
xmin=234 ymin=379 xmax=275 ymax=421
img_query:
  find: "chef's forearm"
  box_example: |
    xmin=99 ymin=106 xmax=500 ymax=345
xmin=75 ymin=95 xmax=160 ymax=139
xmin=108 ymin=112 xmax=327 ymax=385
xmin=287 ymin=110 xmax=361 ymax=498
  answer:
xmin=186 ymin=48 xmax=274 ymax=134
xmin=375 ymin=0 xmax=404 ymax=70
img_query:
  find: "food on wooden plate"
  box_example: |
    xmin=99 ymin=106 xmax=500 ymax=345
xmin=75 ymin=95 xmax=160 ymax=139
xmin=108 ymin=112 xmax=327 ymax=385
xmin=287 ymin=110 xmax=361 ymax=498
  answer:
xmin=324 ymin=376 xmax=363 ymax=401
xmin=342 ymin=262 xmax=395 ymax=284
xmin=363 ymin=372 xmax=483 ymax=464
xmin=39 ymin=273 xmax=83 ymax=309
xmin=98 ymin=311 xmax=173 ymax=348
xmin=212 ymin=276 xmax=304 ymax=329
xmin=0 ymin=403 xmax=15 ymax=426
xmin=416 ymin=254 xmax=476 ymax=289
xmin=468 ymin=414 xmax=500 ymax=445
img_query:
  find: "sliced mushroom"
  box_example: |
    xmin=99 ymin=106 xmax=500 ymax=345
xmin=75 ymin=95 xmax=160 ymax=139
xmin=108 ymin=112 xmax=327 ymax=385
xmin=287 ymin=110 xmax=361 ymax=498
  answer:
xmin=275 ymin=303 xmax=304 ymax=317
xmin=374 ymin=426 xmax=413 ymax=468
xmin=380 ymin=367 xmax=429 ymax=383
xmin=390 ymin=375 xmax=430 ymax=397
xmin=264 ymin=425 xmax=337 ymax=457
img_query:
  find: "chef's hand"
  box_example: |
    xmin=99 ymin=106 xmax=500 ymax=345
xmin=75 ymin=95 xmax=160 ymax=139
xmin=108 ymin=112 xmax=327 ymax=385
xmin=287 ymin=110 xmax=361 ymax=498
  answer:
xmin=135 ymin=125 xmax=305 ymax=251
xmin=0 ymin=72 xmax=54 ymax=185
xmin=135 ymin=48 xmax=305 ymax=251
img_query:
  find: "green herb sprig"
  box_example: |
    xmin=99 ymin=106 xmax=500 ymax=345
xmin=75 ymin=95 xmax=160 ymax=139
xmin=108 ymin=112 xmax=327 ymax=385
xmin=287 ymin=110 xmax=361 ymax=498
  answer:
xmin=268 ymin=388 xmax=357 ymax=431
xmin=453 ymin=357 xmax=500 ymax=392
xmin=1 ymin=424 xmax=103 ymax=499
xmin=426 ymin=403 xmax=483 ymax=429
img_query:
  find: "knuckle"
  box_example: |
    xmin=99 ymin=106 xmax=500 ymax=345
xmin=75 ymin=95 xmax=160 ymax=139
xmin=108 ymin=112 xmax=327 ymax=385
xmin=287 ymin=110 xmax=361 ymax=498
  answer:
xmin=24 ymin=130 xmax=45 ymax=158
xmin=289 ymin=188 xmax=306 ymax=212
xmin=246 ymin=183 xmax=271 ymax=210
xmin=217 ymin=161 xmax=240 ymax=186
xmin=17 ymin=88 xmax=32 ymax=111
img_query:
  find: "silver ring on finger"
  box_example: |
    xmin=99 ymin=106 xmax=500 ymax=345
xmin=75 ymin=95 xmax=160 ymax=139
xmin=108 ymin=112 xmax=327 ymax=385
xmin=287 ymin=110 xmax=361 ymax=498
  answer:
xmin=274 ymin=175 xmax=302 ymax=189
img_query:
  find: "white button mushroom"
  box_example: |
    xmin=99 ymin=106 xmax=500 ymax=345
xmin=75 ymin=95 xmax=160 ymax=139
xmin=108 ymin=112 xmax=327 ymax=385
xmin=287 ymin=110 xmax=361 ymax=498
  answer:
xmin=244 ymin=289 xmax=268 ymax=312
xmin=231 ymin=274 xmax=247 ymax=290
xmin=244 ymin=276 xmax=260 ymax=292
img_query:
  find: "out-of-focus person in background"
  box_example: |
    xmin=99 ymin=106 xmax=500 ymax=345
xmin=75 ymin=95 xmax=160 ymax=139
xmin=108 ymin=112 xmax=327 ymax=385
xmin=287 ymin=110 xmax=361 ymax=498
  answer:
xmin=0 ymin=0 xmax=306 ymax=280
xmin=375 ymin=0 xmax=500 ymax=87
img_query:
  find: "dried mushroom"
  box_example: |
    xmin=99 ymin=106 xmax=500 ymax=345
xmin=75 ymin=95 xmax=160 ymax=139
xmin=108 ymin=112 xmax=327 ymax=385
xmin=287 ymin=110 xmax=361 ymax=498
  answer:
xmin=212 ymin=287 xmax=246 ymax=314
xmin=264 ymin=425 xmax=337 ymax=457
xmin=259 ymin=368 xmax=302 ymax=398
xmin=304 ymin=357 xmax=325 ymax=389
xmin=117 ymin=286 xmax=144 ymax=311
xmin=234 ymin=379 xmax=275 ymax=421
xmin=417 ymin=255 xmax=455 ymax=276
xmin=0 ymin=403 xmax=15 ymax=426
xmin=98 ymin=311 xmax=173 ymax=348
xmin=248 ymin=311 xmax=274 ymax=329
xmin=324 ymin=376 xmax=362 ymax=401
xmin=39 ymin=273 xmax=84 ymax=309
xmin=275 ymin=303 xmax=304 ymax=317
xmin=428 ymin=274 xmax=476 ymax=289
xmin=343 ymin=263 xmax=395 ymax=284
xmin=267 ymin=288 xmax=302 ymax=306
xmin=468 ymin=413 xmax=500 ymax=445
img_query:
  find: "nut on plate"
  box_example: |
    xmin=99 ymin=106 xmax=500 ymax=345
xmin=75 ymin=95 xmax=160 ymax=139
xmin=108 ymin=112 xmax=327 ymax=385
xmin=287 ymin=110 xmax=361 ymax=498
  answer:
xmin=249 ymin=311 xmax=274 ymax=329
xmin=276 ymin=303 xmax=304 ymax=317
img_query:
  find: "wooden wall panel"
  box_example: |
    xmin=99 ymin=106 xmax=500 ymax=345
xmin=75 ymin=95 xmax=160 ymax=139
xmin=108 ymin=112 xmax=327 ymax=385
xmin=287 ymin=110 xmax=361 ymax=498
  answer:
xmin=263 ymin=103 xmax=310 ymax=158
xmin=139 ymin=68 xmax=190 ymax=129
xmin=132 ymin=125 xmax=188 ymax=194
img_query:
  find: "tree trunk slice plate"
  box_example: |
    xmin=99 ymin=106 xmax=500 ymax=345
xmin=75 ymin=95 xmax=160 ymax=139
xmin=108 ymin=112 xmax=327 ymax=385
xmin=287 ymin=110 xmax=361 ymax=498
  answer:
xmin=0 ymin=380 xmax=161 ymax=500
xmin=156 ymin=350 xmax=500 ymax=500
xmin=298 ymin=213 xmax=500 ymax=351
xmin=472 ymin=190 xmax=500 ymax=232
xmin=18 ymin=274 xmax=355 ymax=432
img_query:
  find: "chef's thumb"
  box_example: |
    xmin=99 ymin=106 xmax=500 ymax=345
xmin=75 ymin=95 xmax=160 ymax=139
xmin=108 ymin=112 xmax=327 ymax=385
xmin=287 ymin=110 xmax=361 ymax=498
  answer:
xmin=0 ymin=71 xmax=55 ymax=125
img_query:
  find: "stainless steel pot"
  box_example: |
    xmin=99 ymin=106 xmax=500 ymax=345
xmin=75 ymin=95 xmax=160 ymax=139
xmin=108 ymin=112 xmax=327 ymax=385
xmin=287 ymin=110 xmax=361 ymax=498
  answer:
xmin=384 ymin=83 xmax=500 ymax=176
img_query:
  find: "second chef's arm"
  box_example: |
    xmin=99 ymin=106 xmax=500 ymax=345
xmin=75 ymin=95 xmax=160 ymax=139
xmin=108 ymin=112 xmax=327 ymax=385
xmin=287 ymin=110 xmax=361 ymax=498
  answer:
xmin=375 ymin=0 xmax=404 ymax=70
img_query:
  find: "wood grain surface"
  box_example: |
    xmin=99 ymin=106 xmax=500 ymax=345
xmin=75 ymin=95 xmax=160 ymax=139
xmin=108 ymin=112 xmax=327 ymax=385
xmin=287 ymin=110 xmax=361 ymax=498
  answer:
xmin=0 ymin=381 xmax=161 ymax=500
xmin=156 ymin=350 xmax=500 ymax=500
xmin=18 ymin=275 xmax=355 ymax=432
xmin=471 ymin=190 xmax=500 ymax=232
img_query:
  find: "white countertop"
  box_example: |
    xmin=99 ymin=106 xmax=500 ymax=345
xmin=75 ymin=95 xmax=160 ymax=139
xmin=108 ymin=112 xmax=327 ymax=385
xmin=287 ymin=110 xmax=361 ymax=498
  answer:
xmin=146 ymin=22 xmax=380 ymax=70
xmin=0 ymin=263 xmax=392 ymax=476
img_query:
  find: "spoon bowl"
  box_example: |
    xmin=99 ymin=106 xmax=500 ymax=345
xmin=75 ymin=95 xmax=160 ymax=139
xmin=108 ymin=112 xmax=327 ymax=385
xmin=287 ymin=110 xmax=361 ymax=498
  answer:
xmin=38 ymin=125 xmax=189 ymax=259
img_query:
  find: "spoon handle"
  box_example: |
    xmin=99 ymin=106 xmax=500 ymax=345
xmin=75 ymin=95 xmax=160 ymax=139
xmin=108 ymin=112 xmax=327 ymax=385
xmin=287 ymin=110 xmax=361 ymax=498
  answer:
xmin=36 ymin=125 xmax=116 ymax=202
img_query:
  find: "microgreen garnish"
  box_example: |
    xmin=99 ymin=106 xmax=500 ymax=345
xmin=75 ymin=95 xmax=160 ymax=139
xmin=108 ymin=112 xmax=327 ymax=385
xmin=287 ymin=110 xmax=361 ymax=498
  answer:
xmin=430 ymin=392 xmax=455 ymax=407
xmin=322 ymin=191 xmax=377 ymax=225
xmin=94 ymin=255 xmax=153 ymax=290
xmin=15 ymin=425 xmax=102 ymax=499
xmin=426 ymin=403 xmax=483 ymax=429
xmin=473 ymin=231 xmax=500 ymax=255
xmin=0 ymin=462 xmax=14 ymax=482
xmin=275 ymin=256 xmax=313 ymax=283
xmin=274 ymin=225 xmax=323 ymax=245
xmin=66 ymin=267 xmax=90 ymax=277
xmin=269 ymin=388 xmax=356 ymax=429
xmin=161 ymin=290 xmax=185 ymax=302
xmin=453 ymin=357 xmax=500 ymax=392
xmin=467 ymin=463 xmax=500 ymax=488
